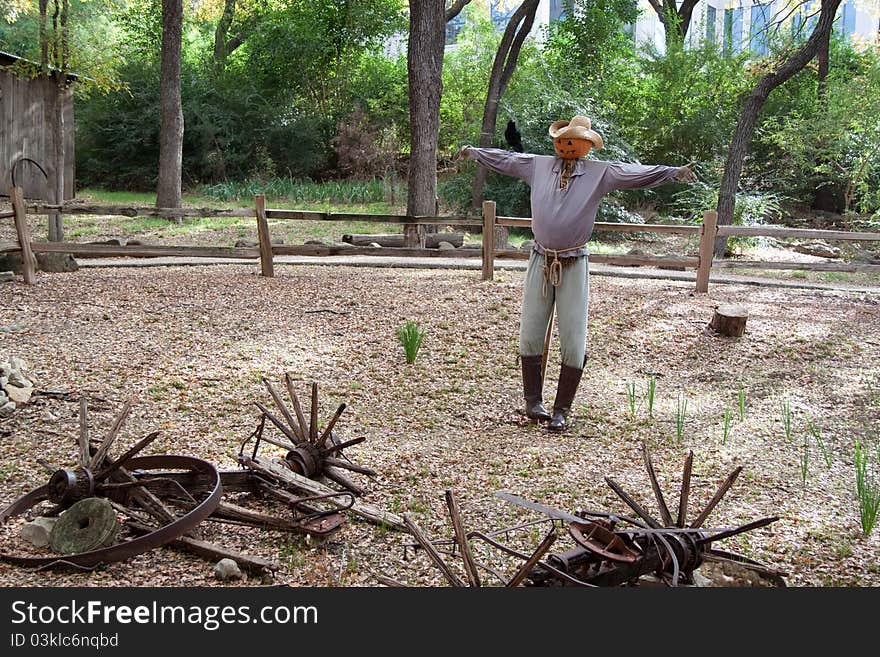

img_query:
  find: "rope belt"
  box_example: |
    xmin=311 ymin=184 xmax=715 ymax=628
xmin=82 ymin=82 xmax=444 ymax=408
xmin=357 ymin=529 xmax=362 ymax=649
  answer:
xmin=539 ymin=242 xmax=588 ymax=297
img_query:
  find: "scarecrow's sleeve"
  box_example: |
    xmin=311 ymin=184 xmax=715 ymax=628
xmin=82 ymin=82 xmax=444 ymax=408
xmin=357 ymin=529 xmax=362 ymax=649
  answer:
xmin=602 ymin=162 xmax=679 ymax=192
xmin=465 ymin=147 xmax=535 ymax=184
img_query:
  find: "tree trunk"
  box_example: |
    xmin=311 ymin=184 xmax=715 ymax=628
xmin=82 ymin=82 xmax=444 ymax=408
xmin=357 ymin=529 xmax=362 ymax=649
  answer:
xmin=648 ymin=0 xmax=700 ymax=50
xmin=714 ymin=0 xmax=842 ymax=257
xmin=213 ymin=0 xmax=237 ymax=71
xmin=157 ymin=0 xmax=184 ymax=212
xmin=470 ymin=0 xmax=539 ymax=217
xmin=405 ymin=0 xmax=446 ymax=247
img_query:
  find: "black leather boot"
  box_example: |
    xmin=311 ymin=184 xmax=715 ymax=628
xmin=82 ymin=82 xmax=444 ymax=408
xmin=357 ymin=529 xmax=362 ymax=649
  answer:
xmin=548 ymin=364 xmax=583 ymax=432
xmin=521 ymin=355 xmax=551 ymax=422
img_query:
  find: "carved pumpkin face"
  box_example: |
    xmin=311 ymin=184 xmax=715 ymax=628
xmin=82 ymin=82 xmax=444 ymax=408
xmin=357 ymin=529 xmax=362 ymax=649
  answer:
xmin=554 ymin=137 xmax=592 ymax=160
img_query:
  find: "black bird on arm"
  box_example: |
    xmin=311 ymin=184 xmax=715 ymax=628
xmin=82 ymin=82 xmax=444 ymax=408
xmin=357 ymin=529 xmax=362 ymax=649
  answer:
xmin=504 ymin=120 xmax=524 ymax=152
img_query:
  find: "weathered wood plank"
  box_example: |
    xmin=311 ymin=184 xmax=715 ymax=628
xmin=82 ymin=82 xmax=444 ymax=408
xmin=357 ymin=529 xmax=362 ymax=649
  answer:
xmin=271 ymin=244 xmax=483 ymax=258
xmin=11 ymin=187 xmax=36 ymax=284
xmin=712 ymin=260 xmax=880 ymax=273
xmin=30 ymin=242 xmax=260 ymax=259
xmin=237 ymin=454 xmax=405 ymax=530
xmin=126 ymin=521 xmax=279 ymax=573
xmin=255 ymin=194 xmax=274 ymax=277
xmin=716 ymin=225 xmax=880 ymax=241
xmin=482 ymin=200 xmax=496 ymax=281
xmin=496 ymin=216 xmax=701 ymax=234
xmin=696 ymin=210 xmax=718 ymax=293
xmin=29 ymin=204 xmax=255 ymax=218
xmin=264 ymin=209 xmax=480 ymax=225
xmin=342 ymin=232 xmax=464 ymax=248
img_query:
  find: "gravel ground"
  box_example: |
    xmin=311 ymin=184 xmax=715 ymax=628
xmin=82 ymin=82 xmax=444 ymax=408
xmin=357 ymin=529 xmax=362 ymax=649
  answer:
xmin=1 ymin=264 xmax=878 ymax=587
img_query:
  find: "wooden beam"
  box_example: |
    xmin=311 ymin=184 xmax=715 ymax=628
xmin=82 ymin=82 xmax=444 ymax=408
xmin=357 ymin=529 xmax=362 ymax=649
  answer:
xmin=30 ymin=242 xmax=260 ymax=259
xmin=712 ymin=260 xmax=880 ymax=273
xmin=28 ymin=204 xmax=254 ymax=218
xmin=496 ymin=217 xmax=701 ymax=234
xmin=255 ymin=195 xmax=274 ymax=278
xmin=696 ymin=210 xmax=718 ymax=293
xmin=11 ymin=187 xmax=37 ymax=284
xmin=237 ymin=454 xmax=405 ymax=530
xmin=271 ymin=244 xmax=483 ymax=258
xmin=716 ymin=225 xmax=880 ymax=241
xmin=482 ymin=200 xmax=496 ymax=281
xmin=264 ymin=209 xmax=480 ymax=226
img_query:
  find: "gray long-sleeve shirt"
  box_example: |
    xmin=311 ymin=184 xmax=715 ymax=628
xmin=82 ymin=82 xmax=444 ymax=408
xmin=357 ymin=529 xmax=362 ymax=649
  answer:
xmin=466 ymin=147 xmax=680 ymax=257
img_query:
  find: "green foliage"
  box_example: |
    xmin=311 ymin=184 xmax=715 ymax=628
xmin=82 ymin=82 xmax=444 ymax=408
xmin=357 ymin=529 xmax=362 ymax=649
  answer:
xmin=722 ymin=406 xmax=732 ymax=444
xmin=397 ymin=321 xmax=425 ymax=365
xmin=780 ymin=399 xmax=793 ymax=443
xmin=738 ymin=383 xmax=746 ymax=421
xmin=754 ymin=38 xmax=880 ymax=215
xmin=854 ymin=440 xmax=880 ymax=537
xmin=808 ymin=421 xmax=832 ymax=468
xmin=200 ymin=178 xmax=403 ymax=204
xmin=675 ymin=393 xmax=687 ymax=444
xmin=646 ymin=375 xmax=656 ymax=417
xmin=626 ymin=381 xmax=637 ymax=419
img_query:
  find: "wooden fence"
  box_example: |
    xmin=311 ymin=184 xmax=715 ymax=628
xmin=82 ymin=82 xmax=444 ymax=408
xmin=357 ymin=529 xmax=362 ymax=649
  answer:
xmin=3 ymin=191 xmax=879 ymax=292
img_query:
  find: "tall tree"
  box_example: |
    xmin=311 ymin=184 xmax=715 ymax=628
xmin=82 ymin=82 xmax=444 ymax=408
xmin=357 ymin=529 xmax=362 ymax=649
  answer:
xmin=157 ymin=0 xmax=184 ymax=210
xmin=715 ymin=0 xmax=843 ymax=256
xmin=646 ymin=0 xmax=700 ymax=50
xmin=470 ymin=0 xmax=539 ymax=213
xmin=405 ymin=0 xmax=472 ymax=246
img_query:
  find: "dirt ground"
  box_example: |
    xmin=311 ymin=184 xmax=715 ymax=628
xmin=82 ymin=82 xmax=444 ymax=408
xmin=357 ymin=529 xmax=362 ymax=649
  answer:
xmin=1 ymin=263 xmax=879 ymax=587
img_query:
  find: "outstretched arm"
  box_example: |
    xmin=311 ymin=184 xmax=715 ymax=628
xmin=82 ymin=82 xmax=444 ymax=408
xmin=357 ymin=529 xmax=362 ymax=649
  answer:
xmin=458 ymin=146 xmax=535 ymax=185
xmin=604 ymin=161 xmax=697 ymax=191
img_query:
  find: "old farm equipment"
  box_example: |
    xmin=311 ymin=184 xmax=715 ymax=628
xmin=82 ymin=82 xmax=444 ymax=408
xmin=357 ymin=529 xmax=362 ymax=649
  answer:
xmin=390 ymin=446 xmax=785 ymax=587
xmin=0 ymin=382 xmax=401 ymax=571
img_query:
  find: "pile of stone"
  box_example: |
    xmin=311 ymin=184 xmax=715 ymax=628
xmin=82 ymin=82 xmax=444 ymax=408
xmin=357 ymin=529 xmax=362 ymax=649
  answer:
xmin=0 ymin=356 xmax=34 ymax=417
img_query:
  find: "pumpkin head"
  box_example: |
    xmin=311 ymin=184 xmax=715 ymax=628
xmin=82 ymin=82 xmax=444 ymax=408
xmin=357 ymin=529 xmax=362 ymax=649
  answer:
xmin=553 ymin=137 xmax=593 ymax=160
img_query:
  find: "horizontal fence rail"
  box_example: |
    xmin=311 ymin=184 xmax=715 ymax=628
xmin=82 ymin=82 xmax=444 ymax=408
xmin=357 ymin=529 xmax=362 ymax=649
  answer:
xmin=4 ymin=191 xmax=878 ymax=291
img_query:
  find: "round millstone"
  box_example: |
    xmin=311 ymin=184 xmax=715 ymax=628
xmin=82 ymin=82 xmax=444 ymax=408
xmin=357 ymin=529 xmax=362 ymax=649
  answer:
xmin=49 ymin=498 xmax=119 ymax=555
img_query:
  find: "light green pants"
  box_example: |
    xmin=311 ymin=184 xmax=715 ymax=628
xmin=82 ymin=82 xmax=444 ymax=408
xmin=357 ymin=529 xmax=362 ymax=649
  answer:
xmin=519 ymin=250 xmax=589 ymax=368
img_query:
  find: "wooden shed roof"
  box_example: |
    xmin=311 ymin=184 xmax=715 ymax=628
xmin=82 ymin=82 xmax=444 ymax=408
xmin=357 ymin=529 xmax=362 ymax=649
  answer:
xmin=0 ymin=50 xmax=78 ymax=82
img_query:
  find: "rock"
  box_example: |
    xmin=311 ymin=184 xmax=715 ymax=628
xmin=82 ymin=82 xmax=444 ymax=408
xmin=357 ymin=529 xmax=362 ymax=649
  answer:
xmin=89 ymin=238 xmax=125 ymax=246
xmin=36 ymin=253 xmax=79 ymax=273
xmin=271 ymin=238 xmax=284 ymax=245
xmin=305 ymin=238 xmax=333 ymax=246
xmin=6 ymin=384 xmax=33 ymax=404
xmin=334 ymin=241 xmax=355 ymax=248
xmin=793 ymin=241 xmax=841 ymax=259
xmin=853 ymin=250 xmax=880 ymax=265
xmin=0 ymin=401 xmax=14 ymax=417
xmin=368 ymin=242 xmax=382 ymax=248
xmin=20 ymin=517 xmax=58 ymax=548
xmin=520 ymin=240 xmax=535 ymax=252
xmin=0 ymin=322 xmax=26 ymax=332
xmin=234 ymin=239 xmax=258 ymax=248
xmin=10 ymin=356 xmax=26 ymax=372
xmin=8 ymin=369 xmax=30 ymax=388
xmin=692 ymin=570 xmax=714 ymax=587
xmin=213 ymin=558 xmax=243 ymax=581
xmin=437 ymin=241 xmax=456 ymax=250
xmin=0 ymin=271 xmax=12 ymax=282
xmin=0 ymin=390 xmax=7 ymax=405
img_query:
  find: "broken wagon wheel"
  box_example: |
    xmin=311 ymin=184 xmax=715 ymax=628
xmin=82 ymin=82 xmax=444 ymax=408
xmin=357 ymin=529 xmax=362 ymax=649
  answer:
xmin=245 ymin=374 xmax=376 ymax=496
xmin=0 ymin=455 xmax=222 ymax=570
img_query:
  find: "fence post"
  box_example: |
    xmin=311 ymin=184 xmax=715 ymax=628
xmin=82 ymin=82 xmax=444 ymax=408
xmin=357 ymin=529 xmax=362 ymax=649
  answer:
xmin=695 ymin=210 xmax=717 ymax=293
xmin=255 ymin=194 xmax=274 ymax=278
xmin=481 ymin=200 xmax=496 ymax=282
xmin=11 ymin=186 xmax=37 ymax=285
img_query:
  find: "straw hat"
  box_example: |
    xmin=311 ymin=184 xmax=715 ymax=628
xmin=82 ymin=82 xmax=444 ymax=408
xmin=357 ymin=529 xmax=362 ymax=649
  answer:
xmin=548 ymin=115 xmax=604 ymax=149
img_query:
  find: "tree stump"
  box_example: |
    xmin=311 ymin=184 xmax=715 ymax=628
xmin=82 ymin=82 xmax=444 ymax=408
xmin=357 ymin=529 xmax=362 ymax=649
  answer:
xmin=709 ymin=304 xmax=749 ymax=337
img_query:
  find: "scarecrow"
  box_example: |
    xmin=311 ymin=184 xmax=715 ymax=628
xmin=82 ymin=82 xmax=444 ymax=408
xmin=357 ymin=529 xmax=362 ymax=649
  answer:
xmin=459 ymin=116 xmax=697 ymax=432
